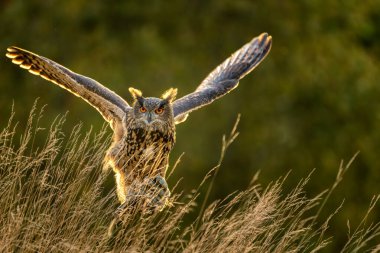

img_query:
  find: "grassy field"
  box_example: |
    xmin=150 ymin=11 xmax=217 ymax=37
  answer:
xmin=1 ymin=104 xmax=379 ymax=252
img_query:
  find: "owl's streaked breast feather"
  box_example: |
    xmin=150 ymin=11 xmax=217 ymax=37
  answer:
xmin=6 ymin=46 xmax=131 ymax=127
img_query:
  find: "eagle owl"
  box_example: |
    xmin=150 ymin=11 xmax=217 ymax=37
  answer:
xmin=6 ymin=33 xmax=272 ymax=212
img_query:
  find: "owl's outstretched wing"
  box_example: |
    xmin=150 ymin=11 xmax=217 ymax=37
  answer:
xmin=6 ymin=47 xmax=130 ymax=128
xmin=172 ymin=33 xmax=272 ymax=124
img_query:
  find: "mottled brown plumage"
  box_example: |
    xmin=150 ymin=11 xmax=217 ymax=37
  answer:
xmin=5 ymin=33 xmax=272 ymax=212
xmin=105 ymin=90 xmax=176 ymax=204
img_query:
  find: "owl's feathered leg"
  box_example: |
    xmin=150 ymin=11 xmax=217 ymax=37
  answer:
xmin=107 ymin=175 xmax=171 ymax=240
xmin=145 ymin=175 xmax=172 ymax=211
xmin=115 ymin=175 xmax=171 ymax=216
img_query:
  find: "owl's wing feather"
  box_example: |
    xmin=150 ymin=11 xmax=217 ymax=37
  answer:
xmin=172 ymin=33 xmax=272 ymax=124
xmin=6 ymin=46 xmax=130 ymax=127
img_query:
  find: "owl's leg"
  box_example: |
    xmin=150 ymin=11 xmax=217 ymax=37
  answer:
xmin=115 ymin=175 xmax=171 ymax=216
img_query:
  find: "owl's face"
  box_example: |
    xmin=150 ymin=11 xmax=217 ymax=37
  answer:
xmin=129 ymin=87 xmax=177 ymax=130
xmin=133 ymin=97 xmax=173 ymax=125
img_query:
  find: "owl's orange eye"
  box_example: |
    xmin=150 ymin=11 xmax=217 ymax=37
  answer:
xmin=140 ymin=107 xmax=147 ymax=113
xmin=155 ymin=108 xmax=164 ymax=114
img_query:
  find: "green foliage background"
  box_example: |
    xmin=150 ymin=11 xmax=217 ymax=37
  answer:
xmin=1 ymin=0 xmax=380 ymax=251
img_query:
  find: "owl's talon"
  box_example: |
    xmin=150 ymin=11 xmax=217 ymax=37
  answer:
xmin=145 ymin=175 xmax=171 ymax=211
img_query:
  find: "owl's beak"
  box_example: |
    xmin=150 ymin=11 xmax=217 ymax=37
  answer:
xmin=146 ymin=112 xmax=153 ymax=123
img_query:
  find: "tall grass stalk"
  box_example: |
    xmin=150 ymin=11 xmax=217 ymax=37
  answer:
xmin=0 ymin=104 xmax=379 ymax=252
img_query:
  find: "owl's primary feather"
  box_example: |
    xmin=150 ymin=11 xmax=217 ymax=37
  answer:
xmin=6 ymin=33 xmax=272 ymax=211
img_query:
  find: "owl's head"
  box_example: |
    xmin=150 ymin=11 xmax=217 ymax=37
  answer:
xmin=129 ymin=87 xmax=177 ymax=129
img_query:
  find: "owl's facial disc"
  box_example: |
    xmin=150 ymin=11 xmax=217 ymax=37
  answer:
xmin=134 ymin=97 xmax=172 ymax=126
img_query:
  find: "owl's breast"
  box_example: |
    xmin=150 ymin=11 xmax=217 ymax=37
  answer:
xmin=106 ymin=126 xmax=175 ymax=180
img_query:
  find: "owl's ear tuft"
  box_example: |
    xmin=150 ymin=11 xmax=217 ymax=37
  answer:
xmin=129 ymin=87 xmax=143 ymax=100
xmin=161 ymin=88 xmax=177 ymax=102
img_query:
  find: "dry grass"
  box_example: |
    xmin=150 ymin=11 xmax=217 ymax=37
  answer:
xmin=1 ymin=103 xmax=379 ymax=252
